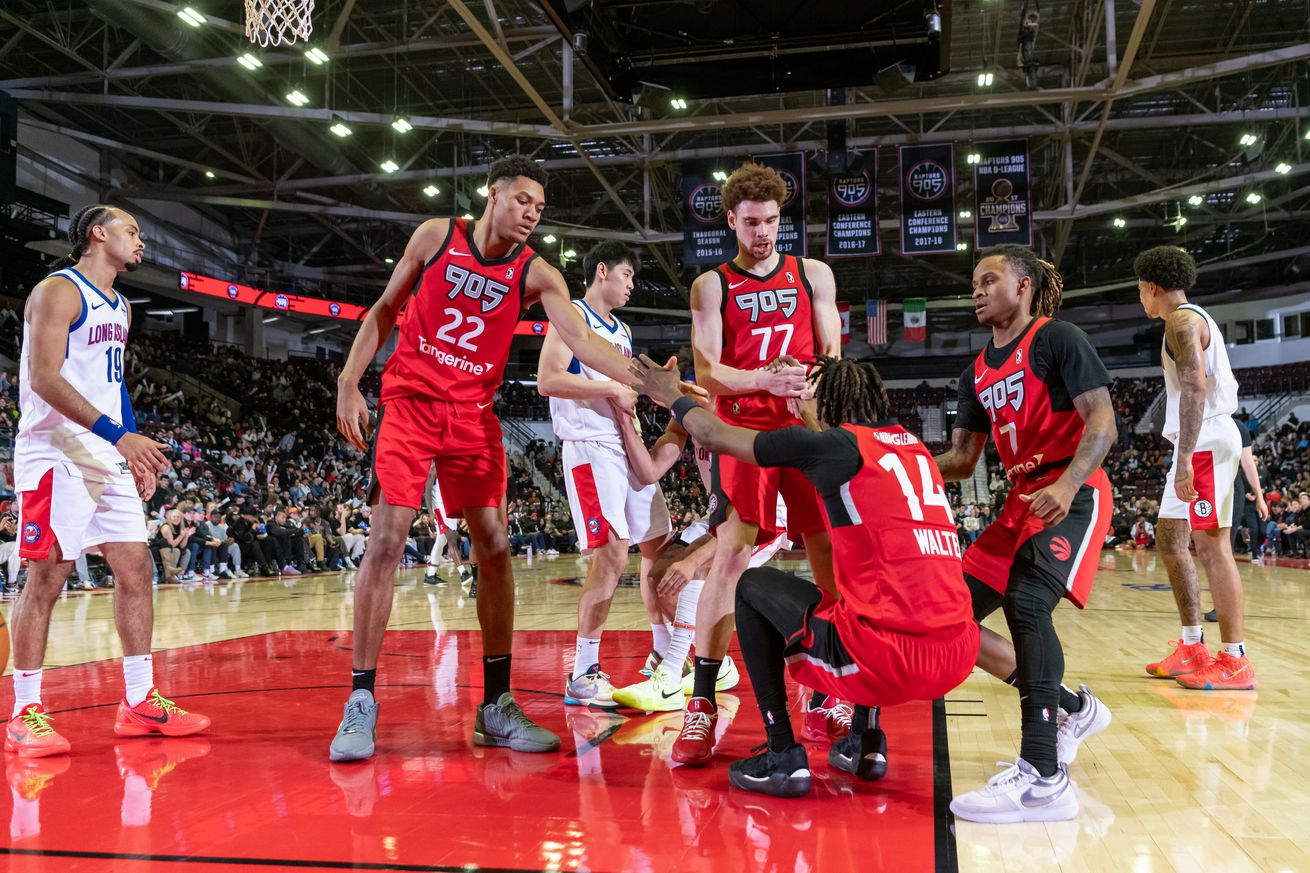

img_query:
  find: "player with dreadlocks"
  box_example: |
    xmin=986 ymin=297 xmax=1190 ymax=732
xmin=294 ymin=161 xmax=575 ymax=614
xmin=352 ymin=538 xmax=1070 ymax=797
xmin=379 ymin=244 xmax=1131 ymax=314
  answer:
xmin=934 ymin=244 xmax=1117 ymax=823
xmin=629 ymin=353 xmax=979 ymax=798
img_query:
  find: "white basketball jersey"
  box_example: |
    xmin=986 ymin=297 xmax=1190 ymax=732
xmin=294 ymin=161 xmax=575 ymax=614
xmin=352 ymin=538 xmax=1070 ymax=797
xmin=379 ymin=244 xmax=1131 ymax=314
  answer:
xmin=1161 ymin=302 xmax=1239 ymax=442
xmin=15 ymin=268 xmax=132 ymax=489
xmin=550 ymin=300 xmax=633 ymax=443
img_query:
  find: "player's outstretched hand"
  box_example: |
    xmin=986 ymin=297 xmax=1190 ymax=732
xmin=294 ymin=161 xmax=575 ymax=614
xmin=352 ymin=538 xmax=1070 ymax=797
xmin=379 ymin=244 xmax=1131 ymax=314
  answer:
xmin=629 ymin=354 xmax=683 ymax=408
xmin=337 ymin=383 xmax=371 ymax=452
xmin=758 ymin=364 xmax=808 ymax=398
xmin=1019 ymin=479 xmax=1077 ymax=527
xmin=116 ymin=432 xmax=170 ymax=475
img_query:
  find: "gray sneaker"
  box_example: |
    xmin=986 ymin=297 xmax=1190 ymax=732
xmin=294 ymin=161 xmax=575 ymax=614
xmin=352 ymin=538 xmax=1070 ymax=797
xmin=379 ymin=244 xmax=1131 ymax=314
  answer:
xmin=329 ymin=689 xmax=379 ymax=762
xmin=473 ymin=692 xmax=560 ymax=752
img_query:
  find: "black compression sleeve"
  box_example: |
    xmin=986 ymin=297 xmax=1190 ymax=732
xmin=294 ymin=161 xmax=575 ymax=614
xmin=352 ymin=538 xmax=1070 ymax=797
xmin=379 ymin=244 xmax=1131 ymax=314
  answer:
xmin=753 ymin=426 xmax=863 ymax=494
xmin=955 ymin=364 xmax=991 ymax=433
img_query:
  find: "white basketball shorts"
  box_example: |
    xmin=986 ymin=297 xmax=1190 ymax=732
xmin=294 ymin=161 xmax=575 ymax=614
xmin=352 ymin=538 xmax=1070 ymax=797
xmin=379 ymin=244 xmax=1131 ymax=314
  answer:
xmin=563 ymin=439 xmax=671 ymax=553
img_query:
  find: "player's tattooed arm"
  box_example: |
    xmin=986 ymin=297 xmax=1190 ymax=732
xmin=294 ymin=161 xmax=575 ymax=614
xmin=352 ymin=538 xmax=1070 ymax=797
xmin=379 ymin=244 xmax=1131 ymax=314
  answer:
xmin=1062 ymin=386 xmax=1117 ymax=488
xmin=932 ymin=428 xmax=987 ymax=482
xmin=1165 ymin=309 xmax=1208 ymax=460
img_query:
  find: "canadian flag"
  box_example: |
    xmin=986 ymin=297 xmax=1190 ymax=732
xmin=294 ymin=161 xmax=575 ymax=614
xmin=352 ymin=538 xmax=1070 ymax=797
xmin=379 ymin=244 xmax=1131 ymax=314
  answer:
xmin=903 ymin=298 xmax=926 ymax=342
xmin=837 ymin=302 xmax=851 ymax=345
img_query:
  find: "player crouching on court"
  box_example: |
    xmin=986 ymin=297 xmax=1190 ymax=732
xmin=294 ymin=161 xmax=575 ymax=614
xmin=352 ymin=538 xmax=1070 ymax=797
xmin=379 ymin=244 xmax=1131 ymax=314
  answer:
xmin=629 ymin=353 xmax=978 ymax=798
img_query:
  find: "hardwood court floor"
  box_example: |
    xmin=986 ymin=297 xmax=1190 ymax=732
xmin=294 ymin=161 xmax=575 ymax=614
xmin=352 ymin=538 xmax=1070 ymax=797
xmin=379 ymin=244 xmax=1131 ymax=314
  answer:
xmin=3 ymin=549 xmax=1307 ymax=873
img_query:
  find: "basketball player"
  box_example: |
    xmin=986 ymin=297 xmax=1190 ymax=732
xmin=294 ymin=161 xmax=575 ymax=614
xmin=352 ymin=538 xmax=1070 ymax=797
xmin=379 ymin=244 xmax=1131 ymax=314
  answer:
xmin=535 ymin=240 xmax=673 ymax=710
xmin=423 ymin=473 xmax=471 ymax=588
xmin=663 ymin=162 xmax=842 ymax=766
xmin=329 ymin=156 xmax=690 ymax=760
xmin=8 ymin=205 xmax=210 ymax=757
xmin=934 ymin=245 xmax=1116 ymax=823
xmin=630 ymin=354 xmax=978 ymax=796
xmin=1135 ymin=246 xmax=1255 ymax=690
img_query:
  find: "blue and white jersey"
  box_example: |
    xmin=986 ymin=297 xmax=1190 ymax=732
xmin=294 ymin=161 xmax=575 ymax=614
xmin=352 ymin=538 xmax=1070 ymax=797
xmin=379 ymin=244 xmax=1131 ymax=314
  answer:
xmin=15 ymin=268 xmax=133 ymax=488
xmin=549 ymin=299 xmax=633 ymax=444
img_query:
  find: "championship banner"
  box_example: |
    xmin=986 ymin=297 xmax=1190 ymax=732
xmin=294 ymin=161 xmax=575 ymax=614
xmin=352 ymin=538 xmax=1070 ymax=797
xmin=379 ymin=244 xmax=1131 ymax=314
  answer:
xmin=898 ymin=144 xmax=957 ymax=255
xmin=826 ymin=150 xmax=879 ymax=258
xmin=680 ymin=160 xmax=734 ymax=266
xmin=757 ymin=152 xmax=808 ymax=257
xmin=973 ymin=139 xmax=1033 ymax=248
xmin=837 ymin=301 xmax=851 ymax=344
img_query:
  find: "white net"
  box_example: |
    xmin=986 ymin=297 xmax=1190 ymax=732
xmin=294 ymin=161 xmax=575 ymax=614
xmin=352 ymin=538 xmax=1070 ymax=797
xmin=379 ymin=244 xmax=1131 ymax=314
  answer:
xmin=244 ymin=0 xmax=315 ymax=47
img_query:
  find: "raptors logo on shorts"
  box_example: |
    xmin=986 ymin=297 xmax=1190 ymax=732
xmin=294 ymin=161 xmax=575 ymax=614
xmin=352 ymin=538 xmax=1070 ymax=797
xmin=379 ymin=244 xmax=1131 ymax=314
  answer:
xmin=1049 ymin=536 xmax=1072 ymax=561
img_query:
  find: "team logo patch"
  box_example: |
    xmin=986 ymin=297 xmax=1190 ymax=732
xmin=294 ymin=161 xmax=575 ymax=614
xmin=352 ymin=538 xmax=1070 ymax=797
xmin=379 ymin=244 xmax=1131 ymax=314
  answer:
xmin=1041 ymin=707 xmax=1051 ymax=722
xmin=707 ymin=494 xmax=719 ymax=515
xmin=227 ymin=284 xmax=239 ymax=299
xmin=1049 ymin=536 xmax=1072 ymax=561
xmin=274 ymin=293 xmax=289 ymax=310
xmin=1194 ymin=499 xmax=1214 ymax=519
xmin=180 ymin=273 xmax=190 ymax=289
xmin=506 ymin=266 xmax=515 ymax=280
xmin=532 ymin=321 xmax=545 ymax=335
xmin=22 ymin=522 xmax=42 ymax=544
xmin=1015 ymin=348 xmax=1023 ymax=365
xmin=329 ymin=302 xmax=341 ymax=316
xmin=587 ymin=517 xmax=601 ymax=536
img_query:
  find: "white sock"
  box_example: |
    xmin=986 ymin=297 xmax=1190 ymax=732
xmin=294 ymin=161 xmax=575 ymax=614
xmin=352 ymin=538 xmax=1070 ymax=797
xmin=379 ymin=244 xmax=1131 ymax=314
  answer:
xmin=123 ymin=654 xmax=155 ymax=706
xmin=1222 ymin=641 xmax=1246 ymax=658
xmin=572 ymin=636 xmax=602 ymax=680
xmin=650 ymin=623 xmax=671 ymax=658
xmin=1182 ymin=625 xmax=1204 ymax=646
xmin=218 ymin=563 xmax=228 ymax=572
xmin=663 ymin=580 xmax=704 ymax=669
xmin=12 ymin=668 xmax=42 ymax=718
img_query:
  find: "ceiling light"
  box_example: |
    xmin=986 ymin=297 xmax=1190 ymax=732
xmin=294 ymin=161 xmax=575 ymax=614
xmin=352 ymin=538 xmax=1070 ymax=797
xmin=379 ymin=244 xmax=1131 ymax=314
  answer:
xmin=1187 ymin=195 xmax=1203 ymax=206
xmin=563 ymin=249 xmax=578 ymax=259
xmin=380 ymin=160 xmax=399 ymax=173
xmin=476 ymin=185 xmax=489 ymax=197
xmin=1112 ymin=217 xmax=1126 ymax=228
xmin=304 ymin=47 xmax=329 ymax=65
xmin=204 ymin=170 xmax=215 ymax=179
xmin=237 ymin=53 xmax=262 ymax=70
xmin=384 ymin=257 xmax=395 ymax=264
xmin=542 ymin=234 xmax=557 ymax=244
xmin=956 ymin=242 xmax=968 ymax=251
xmin=1239 ymin=133 xmax=1258 ymax=147
xmin=391 ymin=117 xmax=413 ymax=133
xmin=976 ymin=72 xmax=994 ymax=87
xmin=1246 ymin=192 xmax=1262 ymax=204
xmin=286 ymin=90 xmax=309 ymax=106
xmin=1305 ymin=128 xmax=1310 ymax=141
xmin=1274 ymin=162 xmax=1291 ymax=175
xmin=177 ymin=7 xmax=205 ymax=27
xmin=263 ymin=316 xmax=280 ymax=324
xmin=967 ymin=152 xmax=981 ymax=164
xmin=1176 ymin=216 xmax=1188 ymax=227
xmin=329 ymin=122 xmax=352 ymax=137
xmin=958 ymin=210 xmax=972 ymax=219
xmin=422 ymin=184 xmax=439 ymax=197
xmin=711 ymin=170 xmax=728 ymax=182
xmin=669 ymin=97 xmax=688 ymax=110
xmin=146 ymin=308 xmax=175 ymax=316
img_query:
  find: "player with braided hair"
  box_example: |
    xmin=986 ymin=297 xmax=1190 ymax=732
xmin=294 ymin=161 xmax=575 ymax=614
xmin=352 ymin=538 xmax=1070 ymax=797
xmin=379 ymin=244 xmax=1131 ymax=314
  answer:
xmin=934 ymin=245 xmax=1117 ymax=822
xmin=628 ymin=353 xmax=978 ymax=798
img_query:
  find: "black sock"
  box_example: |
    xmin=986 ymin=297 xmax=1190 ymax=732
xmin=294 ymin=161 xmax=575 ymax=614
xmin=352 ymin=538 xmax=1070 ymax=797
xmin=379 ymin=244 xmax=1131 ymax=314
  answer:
xmin=1060 ymin=684 xmax=1084 ymax=714
xmin=692 ymin=657 xmax=721 ymax=703
xmin=852 ymin=705 xmax=879 ymax=736
xmin=808 ymin=690 xmax=828 ymax=710
xmin=482 ymin=655 xmax=511 ymax=705
xmin=764 ymin=707 xmax=796 ymax=753
xmin=352 ymin=668 xmax=376 ymax=695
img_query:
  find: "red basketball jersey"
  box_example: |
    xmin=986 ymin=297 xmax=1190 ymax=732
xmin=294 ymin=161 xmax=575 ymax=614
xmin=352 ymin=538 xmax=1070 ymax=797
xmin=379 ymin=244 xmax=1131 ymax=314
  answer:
xmin=970 ymin=317 xmax=1085 ymax=480
xmin=818 ymin=424 xmax=972 ymax=636
xmin=381 ymin=218 xmax=537 ymax=405
xmin=713 ymin=254 xmax=816 ymax=426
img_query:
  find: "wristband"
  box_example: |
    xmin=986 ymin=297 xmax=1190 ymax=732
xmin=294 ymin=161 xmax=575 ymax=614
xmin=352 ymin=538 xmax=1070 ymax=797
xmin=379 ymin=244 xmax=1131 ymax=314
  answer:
xmin=92 ymin=414 xmax=129 ymax=445
xmin=670 ymin=396 xmax=698 ymax=425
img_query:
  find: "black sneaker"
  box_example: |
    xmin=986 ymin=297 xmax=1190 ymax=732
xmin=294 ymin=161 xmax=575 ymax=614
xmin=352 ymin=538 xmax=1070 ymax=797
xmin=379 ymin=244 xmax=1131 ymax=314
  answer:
xmin=1204 ymin=609 xmax=1218 ymax=623
xmin=728 ymin=744 xmax=811 ymax=798
xmin=829 ymin=728 xmax=887 ymax=781
xmin=466 ymin=565 xmax=478 ymax=598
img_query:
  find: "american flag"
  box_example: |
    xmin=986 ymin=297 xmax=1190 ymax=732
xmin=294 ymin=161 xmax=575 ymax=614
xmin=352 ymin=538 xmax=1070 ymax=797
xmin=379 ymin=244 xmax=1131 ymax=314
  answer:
xmin=866 ymin=299 xmax=887 ymax=345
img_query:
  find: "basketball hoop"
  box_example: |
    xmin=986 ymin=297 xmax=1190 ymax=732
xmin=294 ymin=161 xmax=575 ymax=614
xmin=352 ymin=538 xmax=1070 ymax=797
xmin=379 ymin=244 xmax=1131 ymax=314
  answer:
xmin=244 ymin=0 xmax=315 ymax=47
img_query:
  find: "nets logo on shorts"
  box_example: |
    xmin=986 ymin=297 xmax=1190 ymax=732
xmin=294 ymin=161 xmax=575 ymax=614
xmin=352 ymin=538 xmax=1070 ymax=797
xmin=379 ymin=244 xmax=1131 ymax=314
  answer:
xmin=22 ymin=522 xmax=42 ymax=544
xmin=1049 ymin=536 xmax=1072 ymax=561
xmin=1194 ymin=499 xmax=1214 ymax=519
xmin=587 ymin=517 xmax=601 ymax=536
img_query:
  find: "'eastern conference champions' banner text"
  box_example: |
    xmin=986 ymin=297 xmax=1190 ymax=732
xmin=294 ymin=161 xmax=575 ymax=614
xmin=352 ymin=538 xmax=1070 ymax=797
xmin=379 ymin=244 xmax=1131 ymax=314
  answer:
xmin=898 ymin=143 xmax=956 ymax=255
xmin=826 ymin=150 xmax=879 ymax=257
xmin=681 ymin=160 xmax=734 ymax=266
xmin=973 ymin=139 xmax=1033 ymax=248
xmin=756 ymin=152 xmax=807 ymax=257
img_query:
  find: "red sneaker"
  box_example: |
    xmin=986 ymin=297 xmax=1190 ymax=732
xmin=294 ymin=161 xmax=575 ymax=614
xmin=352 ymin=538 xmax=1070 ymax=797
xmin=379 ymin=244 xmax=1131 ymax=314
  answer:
xmin=114 ymin=688 xmax=211 ymax=737
xmin=670 ymin=697 xmax=718 ymax=767
xmin=1175 ymin=652 xmax=1257 ymax=690
xmin=801 ymin=699 xmax=853 ymax=744
xmin=4 ymin=704 xmax=71 ymax=758
xmin=1145 ymin=640 xmax=1212 ymax=678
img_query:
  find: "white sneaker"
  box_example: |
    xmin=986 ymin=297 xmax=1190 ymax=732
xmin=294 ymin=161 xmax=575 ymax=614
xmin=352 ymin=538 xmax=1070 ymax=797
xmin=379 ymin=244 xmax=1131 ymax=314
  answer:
xmin=234 ymin=568 xmax=250 ymax=578
xmin=1057 ymin=684 xmax=1111 ymax=767
xmin=611 ymin=663 xmax=685 ymax=712
xmin=950 ymin=758 xmax=1078 ymax=824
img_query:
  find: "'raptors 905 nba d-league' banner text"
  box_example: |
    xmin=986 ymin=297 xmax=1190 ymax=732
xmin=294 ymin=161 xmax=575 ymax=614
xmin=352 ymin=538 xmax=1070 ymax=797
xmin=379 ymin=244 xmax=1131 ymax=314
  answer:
xmin=898 ymin=143 xmax=957 ymax=255
xmin=973 ymin=139 xmax=1033 ymax=249
xmin=756 ymin=152 xmax=808 ymax=258
xmin=825 ymin=150 xmax=879 ymax=258
xmin=681 ymin=160 xmax=734 ymax=266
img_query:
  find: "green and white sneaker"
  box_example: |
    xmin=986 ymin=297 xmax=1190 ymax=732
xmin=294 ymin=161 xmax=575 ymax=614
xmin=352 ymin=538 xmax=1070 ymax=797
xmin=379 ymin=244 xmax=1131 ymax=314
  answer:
xmin=680 ymin=654 xmax=740 ymax=695
xmin=564 ymin=665 xmax=620 ymax=711
xmin=474 ymin=693 xmax=560 ymax=753
xmin=611 ymin=663 xmax=686 ymax=712
xmin=329 ymin=689 xmax=378 ymax=762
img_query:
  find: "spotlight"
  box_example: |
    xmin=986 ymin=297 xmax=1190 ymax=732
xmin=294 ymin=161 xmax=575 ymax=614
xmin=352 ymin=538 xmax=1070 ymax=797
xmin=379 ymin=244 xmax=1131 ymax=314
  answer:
xmin=712 ymin=170 xmax=728 ymax=182
xmin=542 ymin=234 xmax=557 ymax=244
xmin=423 ymin=184 xmax=439 ymax=197
xmin=1239 ymin=133 xmax=1258 ymax=147
xmin=956 ymin=242 xmax=968 ymax=251
xmin=1112 ymin=217 xmax=1126 ymax=228
xmin=477 ymin=185 xmax=490 ymax=197
xmin=286 ymin=90 xmax=309 ymax=106
xmin=237 ymin=53 xmax=262 ymax=70
xmin=1245 ymin=192 xmax=1262 ymax=204
xmin=1187 ymin=195 xmax=1203 ymax=206
xmin=380 ymin=160 xmax=399 ymax=173
xmin=304 ymin=47 xmax=329 ymax=64
xmin=1176 ymin=216 xmax=1188 ymax=228
xmin=329 ymin=122 xmax=352 ymax=137
xmin=1275 ymin=162 xmax=1291 ymax=175
xmin=384 ymin=257 xmax=395 ymax=264
xmin=976 ymin=72 xmax=994 ymax=87
xmin=177 ymin=7 xmax=206 ymax=26
xmin=959 ymin=210 xmax=972 ymax=219
xmin=669 ymin=97 xmax=688 ymax=110
xmin=391 ymin=117 xmax=413 ymax=133
xmin=204 ymin=170 xmax=215 ymax=179
xmin=563 ymin=249 xmax=578 ymax=259
xmin=966 ymin=153 xmax=981 ymax=164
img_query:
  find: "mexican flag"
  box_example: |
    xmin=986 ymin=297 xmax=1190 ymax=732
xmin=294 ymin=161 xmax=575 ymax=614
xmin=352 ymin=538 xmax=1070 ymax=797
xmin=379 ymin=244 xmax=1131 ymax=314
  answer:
xmin=903 ymin=298 xmax=927 ymax=341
